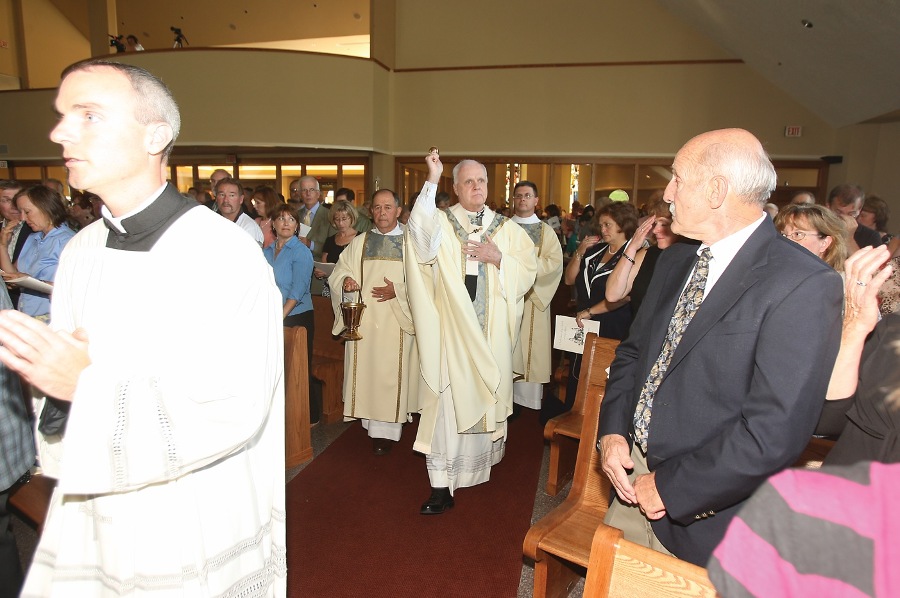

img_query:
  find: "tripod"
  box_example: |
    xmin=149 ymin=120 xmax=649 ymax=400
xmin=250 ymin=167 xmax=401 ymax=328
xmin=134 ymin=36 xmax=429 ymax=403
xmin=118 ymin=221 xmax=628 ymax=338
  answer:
xmin=171 ymin=28 xmax=189 ymax=48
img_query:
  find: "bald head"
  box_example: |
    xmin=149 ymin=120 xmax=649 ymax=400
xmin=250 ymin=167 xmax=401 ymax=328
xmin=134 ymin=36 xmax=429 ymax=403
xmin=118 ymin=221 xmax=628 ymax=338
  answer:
xmin=665 ymin=128 xmax=776 ymax=244
xmin=683 ymin=128 xmax=776 ymax=207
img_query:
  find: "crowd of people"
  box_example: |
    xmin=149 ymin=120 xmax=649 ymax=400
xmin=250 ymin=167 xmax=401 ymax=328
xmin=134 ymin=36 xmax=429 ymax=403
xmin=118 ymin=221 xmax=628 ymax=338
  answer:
xmin=1 ymin=60 xmax=900 ymax=598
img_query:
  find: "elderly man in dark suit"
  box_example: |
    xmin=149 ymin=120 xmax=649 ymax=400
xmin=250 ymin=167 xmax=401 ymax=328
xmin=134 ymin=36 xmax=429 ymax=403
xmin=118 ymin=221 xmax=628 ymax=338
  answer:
xmin=598 ymin=128 xmax=843 ymax=567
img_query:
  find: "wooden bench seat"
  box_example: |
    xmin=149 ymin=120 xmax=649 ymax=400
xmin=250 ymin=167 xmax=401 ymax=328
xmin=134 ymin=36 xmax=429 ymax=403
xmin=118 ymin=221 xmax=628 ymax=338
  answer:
xmin=524 ymin=333 xmax=619 ymax=598
xmin=9 ymin=473 xmax=56 ymax=533
xmin=284 ymin=326 xmax=313 ymax=467
xmin=543 ymin=335 xmax=617 ymax=496
xmin=584 ymin=524 xmax=715 ymax=597
xmin=311 ymin=296 xmax=345 ymax=423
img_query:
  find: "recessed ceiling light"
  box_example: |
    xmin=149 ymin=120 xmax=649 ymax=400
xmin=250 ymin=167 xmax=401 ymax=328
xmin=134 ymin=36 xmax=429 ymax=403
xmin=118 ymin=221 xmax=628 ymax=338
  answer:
xmin=801 ymin=19 xmax=813 ymax=29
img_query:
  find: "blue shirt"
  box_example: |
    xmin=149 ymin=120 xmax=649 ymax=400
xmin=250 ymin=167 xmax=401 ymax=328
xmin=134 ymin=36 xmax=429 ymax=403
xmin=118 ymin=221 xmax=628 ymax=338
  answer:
xmin=263 ymin=235 xmax=314 ymax=317
xmin=17 ymin=223 xmax=76 ymax=317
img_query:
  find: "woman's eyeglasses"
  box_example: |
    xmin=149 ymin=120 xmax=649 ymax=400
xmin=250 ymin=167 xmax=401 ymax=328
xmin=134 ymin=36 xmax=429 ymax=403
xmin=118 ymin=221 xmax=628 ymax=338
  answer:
xmin=781 ymin=230 xmax=823 ymax=241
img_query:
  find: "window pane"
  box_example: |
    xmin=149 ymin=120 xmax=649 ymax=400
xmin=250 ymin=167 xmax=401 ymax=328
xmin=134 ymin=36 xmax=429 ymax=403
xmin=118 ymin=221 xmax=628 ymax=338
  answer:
xmin=175 ymin=166 xmax=194 ymax=194
xmin=593 ymin=164 xmax=634 ymax=205
xmin=636 ymin=165 xmax=671 ymax=210
xmin=45 ymin=166 xmax=70 ymax=197
xmin=340 ymin=165 xmax=367 ymax=206
xmin=13 ymin=166 xmax=41 ymax=184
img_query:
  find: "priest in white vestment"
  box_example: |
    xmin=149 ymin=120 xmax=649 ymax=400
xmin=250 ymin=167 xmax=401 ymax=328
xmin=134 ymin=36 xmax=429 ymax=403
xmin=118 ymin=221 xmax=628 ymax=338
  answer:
xmin=510 ymin=181 xmax=564 ymax=409
xmin=328 ymin=189 xmax=417 ymax=454
xmin=0 ymin=60 xmax=286 ymax=597
xmin=406 ymin=152 xmax=537 ymax=514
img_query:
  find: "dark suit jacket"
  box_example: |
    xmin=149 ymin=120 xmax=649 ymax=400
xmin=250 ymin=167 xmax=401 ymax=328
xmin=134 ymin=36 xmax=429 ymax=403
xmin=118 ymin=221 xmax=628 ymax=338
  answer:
xmin=598 ymin=218 xmax=843 ymax=566
xmin=299 ymin=203 xmax=335 ymax=261
xmin=299 ymin=203 xmax=336 ymax=294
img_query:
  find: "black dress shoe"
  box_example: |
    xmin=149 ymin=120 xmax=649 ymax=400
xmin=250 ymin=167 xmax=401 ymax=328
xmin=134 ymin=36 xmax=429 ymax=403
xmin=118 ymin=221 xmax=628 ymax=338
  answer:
xmin=420 ymin=487 xmax=454 ymax=515
xmin=372 ymin=437 xmax=394 ymax=455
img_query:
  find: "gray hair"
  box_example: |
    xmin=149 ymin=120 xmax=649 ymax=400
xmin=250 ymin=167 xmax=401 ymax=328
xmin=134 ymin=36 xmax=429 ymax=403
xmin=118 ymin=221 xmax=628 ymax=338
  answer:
xmin=298 ymin=175 xmax=320 ymax=192
xmin=61 ymin=59 xmax=181 ymax=162
xmin=372 ymin=188 xmax=401 ymax=207
xmin=698 ymin=140 xmax=776 ymax=207
xmin=452 ymin=160 xmax=488 ymax=185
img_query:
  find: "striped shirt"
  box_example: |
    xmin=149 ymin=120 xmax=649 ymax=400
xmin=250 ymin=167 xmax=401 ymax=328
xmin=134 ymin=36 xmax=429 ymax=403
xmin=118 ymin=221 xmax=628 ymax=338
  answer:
xmin=708 ymin=461 xmax=900 ymax=597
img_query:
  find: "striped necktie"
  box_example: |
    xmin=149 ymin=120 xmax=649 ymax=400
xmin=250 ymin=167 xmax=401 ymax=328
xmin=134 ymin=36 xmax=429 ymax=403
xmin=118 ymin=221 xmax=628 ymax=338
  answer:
xmin=632 ymin=247 xmax=711 ymax=453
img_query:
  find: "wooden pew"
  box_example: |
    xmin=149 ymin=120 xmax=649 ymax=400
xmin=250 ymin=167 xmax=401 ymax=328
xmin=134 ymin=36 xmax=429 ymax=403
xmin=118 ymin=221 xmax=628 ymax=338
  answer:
xmin=284 ymin=326 xmax=313 ymax=467
xmin=583 ymin=524 xmax=715 ymax=597
xmin=523 ymin=333 xmax=619 ymax=598
xmin=792 ymin=436 xmax=835 ymax=469
xmin=9 ymin=473 xmax=56 ymax=533
xmin=543 ymin=336 xmax=618 ymax=496
xmin=311 ymin=295 xmax=345 ymax=424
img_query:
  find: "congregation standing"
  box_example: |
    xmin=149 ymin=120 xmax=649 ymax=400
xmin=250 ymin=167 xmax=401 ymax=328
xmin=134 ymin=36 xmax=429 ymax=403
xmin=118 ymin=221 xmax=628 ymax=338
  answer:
xmin=3 ymin=60 xmax=900 ymax=598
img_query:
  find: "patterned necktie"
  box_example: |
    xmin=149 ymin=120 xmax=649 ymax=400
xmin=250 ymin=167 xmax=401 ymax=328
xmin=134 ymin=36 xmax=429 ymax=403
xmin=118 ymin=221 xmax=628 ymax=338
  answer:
xmin=302 ymin=209 xmax=312 ymax=226
xmin=632 ymin=247 xmax=711 ymax=453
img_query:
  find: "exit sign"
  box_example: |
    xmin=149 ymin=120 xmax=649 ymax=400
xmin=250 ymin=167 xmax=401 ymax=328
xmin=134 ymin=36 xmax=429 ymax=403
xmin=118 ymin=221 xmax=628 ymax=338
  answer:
xmin=784 ymin=126 xmax=803 ymax=137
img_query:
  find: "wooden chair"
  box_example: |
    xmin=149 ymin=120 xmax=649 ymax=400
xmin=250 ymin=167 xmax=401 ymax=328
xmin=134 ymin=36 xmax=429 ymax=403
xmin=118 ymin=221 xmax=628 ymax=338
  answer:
xmin=523 ymin=333 xmax=619 ymax=598
xmin=583 ymin=524 xmax=715 ymax=597
xmin=311 ymin=295 xmax=345 ymax=423
xmin=792 ymin=437 xmax=835 ymax=469
xmin=284 ymin=326 xmax=313 ymax=467
xmin=544 ymin=334 xmax=618 ymax=495
xmin=9 ymin=473 xmax=56 ymax=533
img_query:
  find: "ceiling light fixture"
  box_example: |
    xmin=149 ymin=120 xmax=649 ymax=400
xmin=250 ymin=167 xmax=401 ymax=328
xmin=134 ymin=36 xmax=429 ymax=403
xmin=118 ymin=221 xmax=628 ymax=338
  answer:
xmin=801 ymin=19 xmax=813 ymax=29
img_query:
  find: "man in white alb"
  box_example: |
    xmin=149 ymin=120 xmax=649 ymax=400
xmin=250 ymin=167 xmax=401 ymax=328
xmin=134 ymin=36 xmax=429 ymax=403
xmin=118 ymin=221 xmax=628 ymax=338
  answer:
xmin=0 ymin=59 xmax=286 ymax=596
xmin=510 ymin=181 xmax=563 ymax=410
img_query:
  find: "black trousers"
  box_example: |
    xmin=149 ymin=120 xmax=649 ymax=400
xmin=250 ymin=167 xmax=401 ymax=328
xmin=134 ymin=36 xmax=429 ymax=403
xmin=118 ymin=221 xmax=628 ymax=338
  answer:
xmin=0 ymin=488 xmax=24 ymax=598
xmin=284 ymin=309 xmax=321 ymax=423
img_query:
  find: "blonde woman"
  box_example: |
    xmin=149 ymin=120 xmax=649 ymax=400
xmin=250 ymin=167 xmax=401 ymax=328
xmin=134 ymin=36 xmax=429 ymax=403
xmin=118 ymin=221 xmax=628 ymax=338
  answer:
xmin=775 ymin=203 xmax=848 ymax=272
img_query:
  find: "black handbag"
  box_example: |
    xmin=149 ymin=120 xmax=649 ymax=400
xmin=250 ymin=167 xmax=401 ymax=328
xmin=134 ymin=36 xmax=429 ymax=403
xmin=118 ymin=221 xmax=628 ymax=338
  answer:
xmin=37 ymin=397 xmax=71 ymax=436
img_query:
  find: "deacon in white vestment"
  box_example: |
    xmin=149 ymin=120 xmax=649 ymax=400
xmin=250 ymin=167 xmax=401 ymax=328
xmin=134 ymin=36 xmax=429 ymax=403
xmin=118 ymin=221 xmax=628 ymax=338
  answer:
xmin=0 ymin=60 xmax=286 ymax=597
xmin=406 ymin=153 xmax=537 ymax=514
xmin=328 ymin=189 xmax=417 ymax=454
xmin=510 ymin=181 xmax=563 ymax=409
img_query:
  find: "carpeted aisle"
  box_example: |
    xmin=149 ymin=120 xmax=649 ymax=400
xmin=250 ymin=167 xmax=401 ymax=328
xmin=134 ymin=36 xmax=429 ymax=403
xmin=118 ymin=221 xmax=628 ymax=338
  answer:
xmin=286 ymin=408 xmax=545 ymax=597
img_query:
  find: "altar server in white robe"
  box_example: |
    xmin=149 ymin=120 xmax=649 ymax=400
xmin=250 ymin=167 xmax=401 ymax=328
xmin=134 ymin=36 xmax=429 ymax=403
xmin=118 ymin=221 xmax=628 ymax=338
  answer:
xmin=510 ymin=181 xmax=563 ymax=409
xmin=0 ymin=59 xmax=286 ymax=597
xmin=328 ymin=188 xmax=417 ymax=455
xmin=406 ymin=151 xmax=537 ymax=514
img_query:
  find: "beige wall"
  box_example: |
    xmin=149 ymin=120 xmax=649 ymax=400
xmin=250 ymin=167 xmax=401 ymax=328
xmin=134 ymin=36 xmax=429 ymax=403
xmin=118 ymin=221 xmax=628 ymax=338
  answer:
xmin=393 ymin=0 xmax=733 ymax=69
xmin=21 ymin=0 xmax=91 ymax=88
xmin=390 ymin=62 xmax=836 ymax=158
xmin=0 ymin=0 xmax=20 ymax=82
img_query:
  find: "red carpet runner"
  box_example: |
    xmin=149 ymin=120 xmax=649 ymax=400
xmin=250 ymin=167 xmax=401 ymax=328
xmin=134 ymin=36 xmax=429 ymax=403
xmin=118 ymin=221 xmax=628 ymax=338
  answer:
xmin=286 ymin=408 xmax=545 ymax=597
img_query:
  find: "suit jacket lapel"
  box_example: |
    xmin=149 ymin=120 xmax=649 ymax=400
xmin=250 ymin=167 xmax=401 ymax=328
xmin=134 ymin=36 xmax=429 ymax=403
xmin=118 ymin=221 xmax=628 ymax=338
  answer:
xmin=665 ymin=221 xmax=774 ymax=374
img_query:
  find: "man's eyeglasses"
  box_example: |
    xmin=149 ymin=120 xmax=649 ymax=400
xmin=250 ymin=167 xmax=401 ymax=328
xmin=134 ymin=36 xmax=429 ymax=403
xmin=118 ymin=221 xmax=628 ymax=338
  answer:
xmin=781 ymin=230 xmax=824 ymax=241
xmin=301 ymin=188 xmax=318 ymax=195
xmin=513 ymin=193 xmax=536 ymax=200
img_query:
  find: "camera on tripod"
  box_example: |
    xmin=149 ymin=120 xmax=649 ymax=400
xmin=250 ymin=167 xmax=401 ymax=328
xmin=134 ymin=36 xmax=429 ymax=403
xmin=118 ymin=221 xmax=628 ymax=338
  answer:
xmin=170 ymin=26 xmax=189 ymax=48
xmin=109 ymin=34 xmax=125 ymax=53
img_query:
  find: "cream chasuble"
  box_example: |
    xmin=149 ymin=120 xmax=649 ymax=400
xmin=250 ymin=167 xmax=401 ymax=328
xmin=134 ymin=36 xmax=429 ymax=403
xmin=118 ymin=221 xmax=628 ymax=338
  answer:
xmin=406 ymin=182 xmax=537 ymax=458
xmin=328 ymin=227 xmax=417 ymax=424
